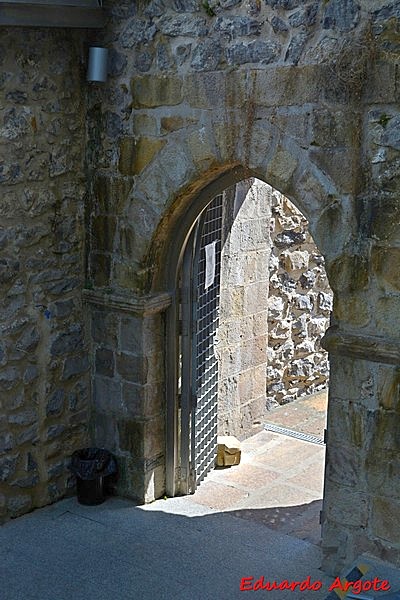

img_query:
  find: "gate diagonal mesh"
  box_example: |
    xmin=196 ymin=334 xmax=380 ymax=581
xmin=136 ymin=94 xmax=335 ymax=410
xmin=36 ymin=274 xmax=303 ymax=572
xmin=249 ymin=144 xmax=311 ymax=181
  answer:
xmin=193 ymin=195 xmax=223 ymax=485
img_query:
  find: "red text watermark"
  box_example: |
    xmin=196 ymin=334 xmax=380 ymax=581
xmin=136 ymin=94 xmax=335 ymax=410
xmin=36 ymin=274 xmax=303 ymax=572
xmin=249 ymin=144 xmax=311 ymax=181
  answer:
xmin=239 ymin=575 xmax=391 ymax=594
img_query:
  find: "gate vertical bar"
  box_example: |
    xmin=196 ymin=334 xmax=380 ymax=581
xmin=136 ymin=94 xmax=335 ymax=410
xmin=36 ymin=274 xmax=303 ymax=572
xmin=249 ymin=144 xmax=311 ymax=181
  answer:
xmin=179 ymin=225 xmax=197 ymax=494
xmin=191 ymin=194 xmax=223 ymax=490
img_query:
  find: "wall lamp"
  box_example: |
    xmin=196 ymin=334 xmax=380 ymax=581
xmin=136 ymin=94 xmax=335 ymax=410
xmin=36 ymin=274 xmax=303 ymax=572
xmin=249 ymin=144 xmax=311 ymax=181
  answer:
xmin=87 ymin=46 xmax=108 ymax=83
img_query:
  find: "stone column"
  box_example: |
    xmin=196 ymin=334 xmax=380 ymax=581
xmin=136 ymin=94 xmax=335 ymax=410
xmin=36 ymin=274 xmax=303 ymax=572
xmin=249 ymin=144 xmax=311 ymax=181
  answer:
xmin=84 ymin=290 xmax=170 ymax=503
xmin=321 ymin=327 xmax=400 ymax=572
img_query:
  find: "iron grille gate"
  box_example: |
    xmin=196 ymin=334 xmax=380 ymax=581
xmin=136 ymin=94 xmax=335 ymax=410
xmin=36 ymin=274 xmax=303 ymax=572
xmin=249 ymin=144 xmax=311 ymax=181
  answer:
xmin=179 ymin=194 xmax=223 ymax=493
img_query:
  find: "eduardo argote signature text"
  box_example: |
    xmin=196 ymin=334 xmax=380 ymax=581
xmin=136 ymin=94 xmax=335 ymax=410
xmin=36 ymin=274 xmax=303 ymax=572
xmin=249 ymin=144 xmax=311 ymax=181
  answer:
xmin=240 ymin=575 xmax=391 ymax=594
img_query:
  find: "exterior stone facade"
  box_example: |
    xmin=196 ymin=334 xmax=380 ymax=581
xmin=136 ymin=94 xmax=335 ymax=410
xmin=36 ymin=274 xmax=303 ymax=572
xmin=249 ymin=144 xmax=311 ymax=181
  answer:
xmin=1 ymin=0 xmax=400 ymax=576
xmin=268 ymin=189 xmax=331 ymax=405
xmin=0 ymin=28 xmax=89 ymax=521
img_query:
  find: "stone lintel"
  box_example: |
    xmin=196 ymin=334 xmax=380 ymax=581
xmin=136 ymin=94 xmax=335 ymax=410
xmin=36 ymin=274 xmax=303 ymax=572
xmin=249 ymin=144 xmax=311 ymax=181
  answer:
xmin=83 ymin=289 xmax=172 ymax=316
xmin=322 ymin=326 xmax=400 ymax=366
xmin=0 ymin=2 xmax=105 ymax=28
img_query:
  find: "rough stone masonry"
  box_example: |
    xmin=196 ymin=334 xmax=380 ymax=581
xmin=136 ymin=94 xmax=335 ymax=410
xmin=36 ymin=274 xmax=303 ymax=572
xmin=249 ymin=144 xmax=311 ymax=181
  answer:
xmin=1 ymin=0 xmax=400 ymax=575
xmin=217 ymin=178 xmax=331 ymax=438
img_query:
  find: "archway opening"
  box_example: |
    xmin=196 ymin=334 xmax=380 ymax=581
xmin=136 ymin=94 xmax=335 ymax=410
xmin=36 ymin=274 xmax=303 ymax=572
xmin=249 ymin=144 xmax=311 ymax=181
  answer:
xmin=168 ymin=177 xmax=331 ymax=546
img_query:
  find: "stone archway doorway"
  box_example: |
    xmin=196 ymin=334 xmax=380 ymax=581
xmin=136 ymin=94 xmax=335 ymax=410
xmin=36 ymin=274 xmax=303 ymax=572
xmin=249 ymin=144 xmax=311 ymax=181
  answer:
xmin=165 ymin=178 xmax=330 ymax=541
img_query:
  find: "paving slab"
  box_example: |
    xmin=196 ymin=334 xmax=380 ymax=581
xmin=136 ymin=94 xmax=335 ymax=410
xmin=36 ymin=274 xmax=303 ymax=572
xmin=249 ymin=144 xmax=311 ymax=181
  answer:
xmin=0 ymin=495 xmax=333 ymax=600
xmin=2 ymin=390 xmax=399 ymax=599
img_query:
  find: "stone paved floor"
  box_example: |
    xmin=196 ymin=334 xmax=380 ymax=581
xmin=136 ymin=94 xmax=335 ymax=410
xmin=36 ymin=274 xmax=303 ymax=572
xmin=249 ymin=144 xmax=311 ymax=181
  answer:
xmin=185 ymin=390 xmax=328 ymax=546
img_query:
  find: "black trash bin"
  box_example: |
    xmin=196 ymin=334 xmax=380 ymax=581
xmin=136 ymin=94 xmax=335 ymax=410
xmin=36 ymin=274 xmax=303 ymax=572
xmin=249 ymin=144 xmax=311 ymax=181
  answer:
xmin=69 ymin=448 xmax=117 ymax=506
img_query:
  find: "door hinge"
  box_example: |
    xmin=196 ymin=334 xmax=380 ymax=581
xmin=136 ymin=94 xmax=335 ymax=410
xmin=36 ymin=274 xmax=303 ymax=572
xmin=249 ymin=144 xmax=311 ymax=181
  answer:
xmin=189 ymin=466 xmax=196 ymax=493
xmin=319 ymin=510 xmax=324 ymax=525
xmin=323 ymin=428 xmax=328 ymax=444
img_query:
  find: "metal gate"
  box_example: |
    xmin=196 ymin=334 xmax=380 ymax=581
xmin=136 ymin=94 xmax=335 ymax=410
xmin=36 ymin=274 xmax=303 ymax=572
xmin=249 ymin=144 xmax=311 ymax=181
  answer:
xmin=179 ymin=194 xmax=223 ymax=493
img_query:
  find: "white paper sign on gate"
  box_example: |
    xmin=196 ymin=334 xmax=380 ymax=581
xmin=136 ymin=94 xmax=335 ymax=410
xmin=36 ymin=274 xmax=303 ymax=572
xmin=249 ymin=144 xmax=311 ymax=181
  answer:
xmin=204 ymin=241 xmax=217 ymax=289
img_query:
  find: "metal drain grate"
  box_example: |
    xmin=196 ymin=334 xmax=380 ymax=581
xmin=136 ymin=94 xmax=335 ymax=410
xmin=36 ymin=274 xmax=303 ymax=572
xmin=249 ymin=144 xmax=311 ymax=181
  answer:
xmin=264 ymin=423 xmax=325 ymax=445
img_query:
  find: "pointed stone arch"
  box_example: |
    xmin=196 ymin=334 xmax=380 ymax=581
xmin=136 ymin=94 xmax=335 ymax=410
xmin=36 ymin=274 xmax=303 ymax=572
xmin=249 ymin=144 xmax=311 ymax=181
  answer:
xmin=86 ymin=65 xmax=400 ymax=575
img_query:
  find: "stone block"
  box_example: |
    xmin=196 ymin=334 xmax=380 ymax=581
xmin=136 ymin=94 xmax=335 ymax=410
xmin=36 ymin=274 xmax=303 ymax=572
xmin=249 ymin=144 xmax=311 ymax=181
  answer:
xmin=377 ymin=365 xmax=400 ymax=411
xmin=184 ymin=71 xmax=247 ymax=109
xmin=93 ymin=175 xmax=132 ymax=216
xmin=214 ymin=117 xmax=242 ymax=163
xmin=133 ymin=114 xmax=158 ymax=136
xmin=115 ymin=455 xmax=165 ymax=503
xmin=160 ymin=116 xmax=195 ymax=134
xmin=371 ymin=496 xmax=400 ymax=544
xmin=187 ymin=129 xmax=216 ymax=170
xmin=62 ymin=355 xmax=90 ymax=380
xmin=50 ymin=326 xmax=83 ymax=357
xmin=113 ymin=262 xmax=143 ymax=293
xmin=243 ymin=282 xmax=268 ymax=315
xmin=156 ymin=143 xmax=195 ymax=191
xmin=91 ymin=216 xmax=116 ymax=253
xmin=327 ymin=253 xmax=370 ymax=294
xmin=6 ymin=494 xmax=32 ymax=517
xmin=325 ymin=442 xmax=362 ymax=487
xmin=365 ymin=196 xmax=400 ymax=244
xmin=310 ymin=109 xmax=361 ymax=148
xmin=375 ymin=296 xmax=400 ymax=337
xmin=46 ymin=424 xmax=66 ymax=441
xmin=116 ymin=352 xmax=148 ymax=385
xmin=253 ymin=66 xmax=323 ymax=108
xmin=131 ymin=75 xmax=183 ymax=108
xmin=118 ymin=415 xmax=164 ymax=458
xmin=328 ymin=355 xmax=379 ymax=407
xmin=322 ymin=0 xmax=360 ymax=31
xmin=94 ymin=376 xmax=123 ymax=415
xmin=122 ymin=382 xmax=162 ymax=418
xmin=366 ymin=454 xmax=400 ymax=499
xmin=95 ymin=348 xmax=115 ymax=378
xmin=92 ymin=412 xmax=119 ymax=452
xmin=190 ymin=39 xmax=221 ymax=71
xmin=8 ymin=409 xmax=37 ymax=426
xmin=240 ymin=396 xmax=268 ymax=430
xmin=118 ymin=136 xmax=166 ymax=176
xmin=159 ymin=15 xmax=208 ymax=37
xmin=120 ymin=18 xmax=156 ymax=47
xmin=0 ymin=367 xmax=20 ymax=391
xmin=333 ymin=293 xmax=370 ymax=327
xmin=326 ymin=398 xmax=365 ymax=448
xmin=246 ymin=120 xmax=276 ymax=170
xmin=369 ymin=407 xmax=400 ymax=450
xmin=16 ymin=425 xmax=39 ymax=446
xmin=264 ymin=148 xmax=298 ymax=195
xmin=90 ymin=253 xmax=111 ymax=288
xmin=282 ymin=250 xmax=309 ymax=271
xmin=226 ymin=40 xmax=280 ymax=66
xmin=372 ymin=247 xmax=400 ymax=291
xmin=310 ymin=147 xmax=358 ymax=194
xmin=91 ymin=309 xmax=119 ymax=347
xmin=119 ymin=316 xmax=143 ymax=353
xmin=324 ymin=480 xmax=368 ymax=527
xmin=0 ymin=432 xmax=14 ymax=453
xmin=215 ymin=15 xmax=261 ymax=38
xmin=216 ymin=435 xmax=241 ymax=467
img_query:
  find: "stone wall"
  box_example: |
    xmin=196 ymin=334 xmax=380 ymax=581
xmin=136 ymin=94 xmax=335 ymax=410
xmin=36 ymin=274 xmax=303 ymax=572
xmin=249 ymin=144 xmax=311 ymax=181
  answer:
xmin=267 ymin=189 xmax=332 ymax=405
xmin=1 ymin=0 xmax=400 ymax=576
xmin=0 ymin=28 xmax=89 ymax=523
xmin=217 ymin=179 xmax=270 ymax=438
xmin=84 ymin=0 xmax=400 ymax=566
xmin=217 ymin=178 xmax=331 ymax=434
